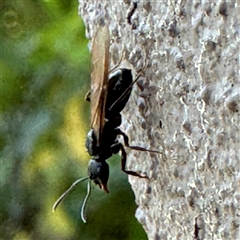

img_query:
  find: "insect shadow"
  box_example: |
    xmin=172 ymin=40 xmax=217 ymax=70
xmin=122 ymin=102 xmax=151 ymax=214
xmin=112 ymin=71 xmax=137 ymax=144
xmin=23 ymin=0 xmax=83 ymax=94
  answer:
xmin=52 ymin=26 xmax=166 ymax=223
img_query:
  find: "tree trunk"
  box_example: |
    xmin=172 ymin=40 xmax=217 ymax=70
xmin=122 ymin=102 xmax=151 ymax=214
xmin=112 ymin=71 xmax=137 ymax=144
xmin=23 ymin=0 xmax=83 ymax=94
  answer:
xmin=79 ymin=1 xmax=239 ymax=239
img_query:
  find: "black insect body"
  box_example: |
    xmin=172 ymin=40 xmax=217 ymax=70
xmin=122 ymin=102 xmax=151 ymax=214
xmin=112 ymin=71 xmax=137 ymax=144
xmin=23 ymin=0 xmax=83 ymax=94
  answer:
xmin=52 ymin=26 xmax=165 ymax=223
xmin=105 ymin=68 xmax=133 ymax=119
xmin=86 ymin=68 xmax=160 ymax=193
xmin=86 ymin=118 xmax=153 ymax=193
xmin=85 ymin=68 xmax=133 ymax=192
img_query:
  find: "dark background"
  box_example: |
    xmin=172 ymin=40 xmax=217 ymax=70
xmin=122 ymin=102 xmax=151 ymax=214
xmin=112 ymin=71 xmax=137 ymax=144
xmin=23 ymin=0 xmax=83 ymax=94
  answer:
xmin=0 ymin=1 xmax=147 ymax=239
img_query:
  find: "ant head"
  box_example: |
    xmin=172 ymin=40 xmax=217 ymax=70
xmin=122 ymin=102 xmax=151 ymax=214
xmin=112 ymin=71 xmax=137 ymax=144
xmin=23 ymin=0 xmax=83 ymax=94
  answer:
xmin=88 ymin=159 xmax=109 ymax=193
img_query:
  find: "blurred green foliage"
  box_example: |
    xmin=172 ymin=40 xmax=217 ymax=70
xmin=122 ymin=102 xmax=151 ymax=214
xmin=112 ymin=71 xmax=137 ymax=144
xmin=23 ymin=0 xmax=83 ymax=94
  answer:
xmin=0 ymin=1 xmax=147 ymax=240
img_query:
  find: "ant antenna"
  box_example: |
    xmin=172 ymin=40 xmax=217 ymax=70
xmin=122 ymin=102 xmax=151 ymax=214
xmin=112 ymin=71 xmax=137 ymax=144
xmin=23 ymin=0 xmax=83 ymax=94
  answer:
xmin=52 ymin=176 xmax=89 ymax=212
xmin=80 ymin=179 xmax=92 ymax=223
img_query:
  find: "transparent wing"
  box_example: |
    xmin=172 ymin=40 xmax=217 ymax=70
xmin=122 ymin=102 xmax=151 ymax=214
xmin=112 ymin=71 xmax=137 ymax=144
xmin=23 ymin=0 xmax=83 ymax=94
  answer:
xmin=90 ymin=26 xmax=110 ymax=146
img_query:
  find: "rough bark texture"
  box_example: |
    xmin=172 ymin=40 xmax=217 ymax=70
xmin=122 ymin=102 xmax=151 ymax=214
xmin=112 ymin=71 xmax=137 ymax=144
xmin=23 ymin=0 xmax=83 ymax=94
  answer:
xmin=79 ymin=1 xmax=239 ymax=239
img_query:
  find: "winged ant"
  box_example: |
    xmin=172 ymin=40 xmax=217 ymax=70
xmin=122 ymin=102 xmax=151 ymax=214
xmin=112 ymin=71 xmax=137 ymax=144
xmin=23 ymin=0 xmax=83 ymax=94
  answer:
xmin=52 ymin=26 xmax=165 ymax=223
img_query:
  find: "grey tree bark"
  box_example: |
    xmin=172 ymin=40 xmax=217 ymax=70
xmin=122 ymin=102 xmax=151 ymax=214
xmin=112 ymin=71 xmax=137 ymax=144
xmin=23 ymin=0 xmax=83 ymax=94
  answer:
xmin=79 ymin=1 xmax=239 ymax=239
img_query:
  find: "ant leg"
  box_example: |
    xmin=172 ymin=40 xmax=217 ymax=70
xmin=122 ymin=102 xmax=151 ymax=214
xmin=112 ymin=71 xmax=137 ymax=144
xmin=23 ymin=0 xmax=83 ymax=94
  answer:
xmin=117 ymin=129 xmax=167 ymax=159
xmin=119 ymin=143 xmax=148 ymax=178
xmin=85 ymin=90 xmax=91 ymax=102
xmin=110 ymin=142 xmax=148 ymax=178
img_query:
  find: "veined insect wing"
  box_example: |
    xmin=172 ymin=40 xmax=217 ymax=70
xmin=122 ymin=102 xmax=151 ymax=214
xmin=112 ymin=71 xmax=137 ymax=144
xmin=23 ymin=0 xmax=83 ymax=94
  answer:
xmin=90 ymin=26 xmax=110 ymax=146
